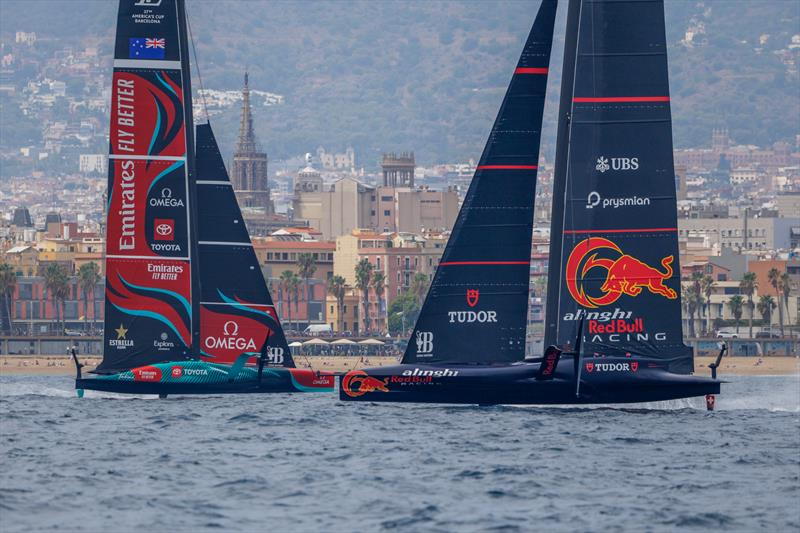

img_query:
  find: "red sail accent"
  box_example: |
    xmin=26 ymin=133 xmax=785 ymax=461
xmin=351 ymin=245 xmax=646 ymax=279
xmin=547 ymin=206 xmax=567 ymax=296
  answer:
xmin=515 ymin=67 xmax=548 ymax=74
xmin=563 ymin=228 xmax=677 ymax=234
xmin=572 ymin=96 xmax=670 ymax=103
xmin=476 ymin=165 xmax=538 ymax=170
xmin=439 ymin=261 xmax=529 ymax=266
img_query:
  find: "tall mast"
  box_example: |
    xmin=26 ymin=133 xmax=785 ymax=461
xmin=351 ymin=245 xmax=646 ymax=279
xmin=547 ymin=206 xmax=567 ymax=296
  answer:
xmin=544 ymin=0 xmax=581 ymax=348
xmin=176 ymin=0 xmax=200 ymax=357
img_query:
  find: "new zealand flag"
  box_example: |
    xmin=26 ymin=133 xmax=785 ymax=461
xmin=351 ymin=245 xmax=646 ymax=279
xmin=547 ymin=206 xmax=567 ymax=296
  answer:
xmin=128 ymin=38 xmax=166 ymax=60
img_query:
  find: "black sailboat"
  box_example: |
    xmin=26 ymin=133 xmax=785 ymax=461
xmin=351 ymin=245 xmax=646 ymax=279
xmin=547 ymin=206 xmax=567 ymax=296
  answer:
xmin=340 ymin=0 xmax=721 ymax=405
xmin=75 ymin=0 xmax=333 ymax=396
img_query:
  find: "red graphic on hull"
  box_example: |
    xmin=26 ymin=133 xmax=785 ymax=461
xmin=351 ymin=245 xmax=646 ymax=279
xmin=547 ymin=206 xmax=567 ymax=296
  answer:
xmin=566 ymin=237 xmax=677 ymax=309
xmin=133 ymin=366 xmax=162 ymax=382
xmin=289 ymin=369 xmax=334 ymax=389
xmin=342 ymin=370 xmax=390 ymax=397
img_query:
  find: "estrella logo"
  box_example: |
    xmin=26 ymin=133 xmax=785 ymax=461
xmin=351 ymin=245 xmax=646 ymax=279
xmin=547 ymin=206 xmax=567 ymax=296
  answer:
xmin=565 ymin=237 xmax=677 ymax=309
xmin=341 ymin=370 xmax=390 ymax=397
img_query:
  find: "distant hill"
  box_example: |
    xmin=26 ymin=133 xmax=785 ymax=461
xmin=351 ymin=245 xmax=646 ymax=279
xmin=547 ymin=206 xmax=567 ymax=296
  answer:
xmin=1 ymin=0 xmax=797 ymax=167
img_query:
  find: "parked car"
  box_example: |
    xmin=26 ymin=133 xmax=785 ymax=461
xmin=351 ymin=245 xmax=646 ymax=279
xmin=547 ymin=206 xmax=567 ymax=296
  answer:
xmin=303 ymin=324 xmax=333 ymax=336
xmin=755 ymin=331 xmax=782 ymax=339
xmin=716 ymin=330 xmax=739 ymax=339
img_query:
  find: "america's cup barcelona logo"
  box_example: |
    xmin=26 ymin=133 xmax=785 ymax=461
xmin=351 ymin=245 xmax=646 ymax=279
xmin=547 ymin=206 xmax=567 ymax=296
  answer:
xmin=565 ymin=237 xmax=677 ymax=309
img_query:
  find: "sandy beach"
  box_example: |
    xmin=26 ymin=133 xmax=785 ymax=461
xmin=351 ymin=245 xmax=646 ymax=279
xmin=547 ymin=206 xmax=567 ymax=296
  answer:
xmin=0 ymin=355 xmax=796 ymax=377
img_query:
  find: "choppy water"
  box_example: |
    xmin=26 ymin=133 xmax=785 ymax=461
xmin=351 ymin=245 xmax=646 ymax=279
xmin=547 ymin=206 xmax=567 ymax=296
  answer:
xmin=1 ymin=375 xmax=798 ymax=532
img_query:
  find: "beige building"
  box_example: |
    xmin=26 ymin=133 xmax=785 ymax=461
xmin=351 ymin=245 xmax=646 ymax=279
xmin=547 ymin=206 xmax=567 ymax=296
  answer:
xmin=678 ymin=216 xmax=800 ymax=251
xmin=293 ymin=176 xmax=459 ymax=241
xmin=333 ymin=229 xmax=448 ymax=334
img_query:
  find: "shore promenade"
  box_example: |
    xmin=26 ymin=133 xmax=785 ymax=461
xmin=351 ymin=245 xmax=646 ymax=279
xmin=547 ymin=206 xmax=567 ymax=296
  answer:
xmin=1 ymin=355 xmax=797 ymax=377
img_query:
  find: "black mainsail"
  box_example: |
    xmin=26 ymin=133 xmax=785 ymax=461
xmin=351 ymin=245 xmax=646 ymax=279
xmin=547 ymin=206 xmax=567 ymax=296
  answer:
xmin=547 ymin=0 xmax=692 ymax=373
xmin=401 ymin=0 xmax=557 ymax=366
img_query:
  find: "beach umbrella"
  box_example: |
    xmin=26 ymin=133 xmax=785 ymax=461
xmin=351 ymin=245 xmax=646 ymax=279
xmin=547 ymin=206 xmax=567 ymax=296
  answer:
xmin=331 ymin=339 xmax=357 ymax=345
xmin=302 ymin=338 xmax=330 ymax=345
xmin=288 ymin=341 xmax=303 ymax=347
xmin=358 ymin=339 xmax=385 ymax=345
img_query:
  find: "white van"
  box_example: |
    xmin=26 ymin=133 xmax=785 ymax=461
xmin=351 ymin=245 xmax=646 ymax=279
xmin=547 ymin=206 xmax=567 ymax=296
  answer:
xmin=303 ymin=324 xmax=333 ymax=336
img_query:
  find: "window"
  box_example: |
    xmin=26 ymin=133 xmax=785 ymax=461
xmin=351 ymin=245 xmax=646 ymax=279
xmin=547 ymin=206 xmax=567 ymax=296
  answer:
xmin=383 ymin=210 xmax=390 ymax=216
xmin=18 ymin=283 xmax=32 ymax=299
xmin=371 ymin=210 xmax=376 ymax=216
xmin=330 ymin=305 xmax=334 ymax=314
xmin=376 ymin=257 xmax=381 ymax=269
xmin=381 ymin=196 xmax=393 ymax=202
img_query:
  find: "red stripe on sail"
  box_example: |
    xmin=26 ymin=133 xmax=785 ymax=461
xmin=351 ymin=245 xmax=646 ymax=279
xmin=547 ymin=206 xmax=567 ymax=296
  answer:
xmin=573 ymin=96 xmax=670 ymax=103
xmin=476 ymin=165 xmax=538 ymax=170
xmin=515 ymin=67 xmax=548 ymax=74
xmin=439 ymin=261 xmax=530 ymax=266
xmin=563 ymin=228 xmax=677 ymax=234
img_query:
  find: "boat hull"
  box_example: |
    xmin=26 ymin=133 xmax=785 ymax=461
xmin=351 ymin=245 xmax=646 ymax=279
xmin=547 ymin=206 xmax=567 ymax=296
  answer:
xmin=339 ymin=358 xmax=720 ymax=405
xmin=77 ymin=360 xmax=334 ymax=396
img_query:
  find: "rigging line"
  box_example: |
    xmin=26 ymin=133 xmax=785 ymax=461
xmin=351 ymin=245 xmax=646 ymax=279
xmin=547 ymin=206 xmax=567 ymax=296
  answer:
xmin=186 ymin=7 xmax=209 ymax=124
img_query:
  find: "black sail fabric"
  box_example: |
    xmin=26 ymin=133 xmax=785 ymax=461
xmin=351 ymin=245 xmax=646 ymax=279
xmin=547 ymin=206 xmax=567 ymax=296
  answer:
xmin=551 ymin=0 xmax=693 ymax=373
xmin=195 ymin=124 xmax=295 ymax=368
xmin=402 ymin=0 xmax=557 ymax=365
xmin=98 ymin=0 xmax=195 ymax=373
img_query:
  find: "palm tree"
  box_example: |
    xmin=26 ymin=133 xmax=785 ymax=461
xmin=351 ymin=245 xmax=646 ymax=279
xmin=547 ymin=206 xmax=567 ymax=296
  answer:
xmin=410 ymin=272 xmax=429 ymax=305
xmin=687 ymin=272 xmax=706 ymax=337
xmin=768 ymin=268 xmax=784 ymax=337
xmin=328 ymin=275 xmax=347 ymax=333
xmin=77 ymin=262 xmax=100 ymax=333
xmin=739 ymin=272 xmax=757 ymax=338
xmin=280 ymin=270 xmax=296 ymax=331
xmin=296 ymin=253 xmax=317 ymax=305
xmin=533 ymin=276 xmax=547 ymax=298
xmin=354 ymin=258 xmax=373 ymax=335
xmin=0 ymin=263 xmax=16 ymax=335
xmin=728 ymin=295 xmax=744 ymax=335
xmin=43 ymin=263 xmax=69 ymax=333
xmin=683 ymin=284 xmax=699 ymax=338
xmin=779 ymin=271 xmax=792 ymax=336
xmin=757 ymin=295 xmax=776 ymax=326
xmin=371 ymin=270 xmax=386 ymax=334
xmin=700 ymin=274 xmax=715 ymax=336
xmin=289 ymin=273 xmax=301 ymax=324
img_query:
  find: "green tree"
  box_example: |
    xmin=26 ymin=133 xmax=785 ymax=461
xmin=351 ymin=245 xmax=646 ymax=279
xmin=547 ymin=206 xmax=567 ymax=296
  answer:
xmin=280 ymin=270 xmax=297 ymax=331
xmin=372 ymin=270 xmax=386 ymax=334
xmin=0 ymin=263 xmax=16 ymax=335
xmin=767 ymin=268 xmax=784 ymax=337
xmin=728 ymin=295 xmax=744 ymax=335
xmin=328 ymin=275 xmax=347 ymax=333
xmin=388 ymin=290 xmax=421 ymax=336
xmin=739 ymin=272 xmax=757 ymax=338
xmin=296 ymin=253 xmax=317 ymax=305
xmin=410 ymin=272 xmax=430 ymax=305
xmin=700 ymin=274 xmax=715 ymax=336
xmin=683 ymin=282 xmax=699 ymax=338
xmin=757 ymin=295 xmax=776 ymax=326
xmin=43 ymin=263 xmax=69 ymax=333
xmin=77 ymin=262 xmax=100 ymax=333
xmin=354 ymin=258 xmax=373 ymax=335
xmin=779 ymin=271 xmax=792 ymax=333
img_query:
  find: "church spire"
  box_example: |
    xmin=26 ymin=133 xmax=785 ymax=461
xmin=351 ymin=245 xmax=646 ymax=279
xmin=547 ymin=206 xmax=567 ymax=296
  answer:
xmin=237 ymin=71 xmax=257 ymax=153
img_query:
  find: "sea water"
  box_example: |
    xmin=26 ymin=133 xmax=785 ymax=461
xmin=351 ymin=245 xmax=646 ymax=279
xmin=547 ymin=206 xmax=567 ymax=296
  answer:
xmin=1 ymin=375 xmax=798 ymax=532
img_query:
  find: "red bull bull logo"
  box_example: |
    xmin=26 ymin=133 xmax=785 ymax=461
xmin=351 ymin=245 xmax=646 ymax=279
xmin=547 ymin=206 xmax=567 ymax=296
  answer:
xmin=565 ymin=237 xmax=677 ymax=309
xmin=341 ymin=370 xmax=390 ymax=397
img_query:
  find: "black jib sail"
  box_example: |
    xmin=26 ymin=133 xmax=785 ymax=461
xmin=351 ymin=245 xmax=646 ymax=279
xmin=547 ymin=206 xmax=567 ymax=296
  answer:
xmin=547 ymin=0 xmax=692 ymax=373
xmin=402 ymin=0 xmax=557 ymax=365
xmin=195 ymin=124 xmax=295 ymax=368
xmin=98 ymin=0 xmax=196 ymax=373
